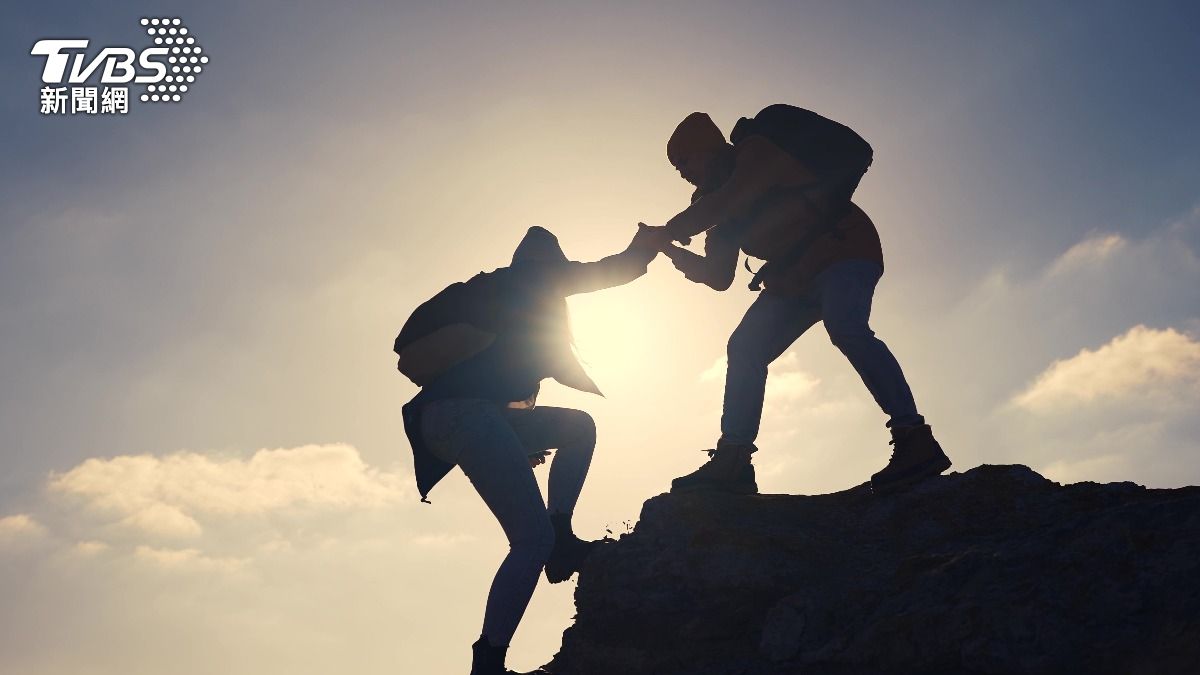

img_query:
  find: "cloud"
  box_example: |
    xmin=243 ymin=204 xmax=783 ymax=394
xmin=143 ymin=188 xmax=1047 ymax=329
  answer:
xmin=118 ymin=503 xmax=203 ymax=539
xmin=0 ymin=514 xmax=46 ymax=546
xmin=46 ymin=444 xmax=409 ymax=539
xmin=697 ymin=351 xmax=825 ymax=433
xmin=699 ymin=355 xmax=726 ymax=383
xmin=1047 ymin=232 xmax=1126 ymax=276
xmin=766 ymin=353 xmax=822 ymax=401
xmin=134 ymin=545 xmax=249 ymax=574
xmin=72 ymin=540 xmax=110 ymax=557
xmin=699 ymin=352 xmax=821 ymax=399
xmin=1040 ymin=453 xmax=1129 ymax=485
xmin=1012 ymin=324 xmax=1200 ymax=412
xmin=1167 ymin=203 xmax=1200 ymax=236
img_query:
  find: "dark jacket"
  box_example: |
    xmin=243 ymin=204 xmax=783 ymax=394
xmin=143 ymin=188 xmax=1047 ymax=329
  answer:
xmin=665 ymin=108 xmax=883 ymax=295
xmin=403 ymin=243 xmax=654 ymax=501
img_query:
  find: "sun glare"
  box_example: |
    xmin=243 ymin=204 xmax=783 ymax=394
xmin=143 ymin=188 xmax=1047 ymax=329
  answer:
xmin=567 ymin=293 xmax=654 ymax=386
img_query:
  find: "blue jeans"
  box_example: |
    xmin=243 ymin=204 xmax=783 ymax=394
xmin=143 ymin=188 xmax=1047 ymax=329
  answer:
xmin=421 ymin=400 xmax=596 ymax=647
xmin=720 ymin=259 xmax=923 ymax=446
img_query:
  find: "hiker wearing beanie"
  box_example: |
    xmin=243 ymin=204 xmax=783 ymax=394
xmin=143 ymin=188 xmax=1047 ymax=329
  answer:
xmin=658 ymin=105 xmax=951 ymax=495
xmin=394 ymin=224 xmax=668 ymax=675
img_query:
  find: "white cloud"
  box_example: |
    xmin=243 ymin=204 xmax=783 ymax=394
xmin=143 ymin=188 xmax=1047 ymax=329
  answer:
xmin=73 ymin=540 xmax=110 ymax=557
xmin=46 ymin=444 xmax=409 ymax=539
xmin=1041 ymin=453 xmax=1129 ymax=485
xmin=767 ymin=368 xmax=821 ymax=402
xmin=699 ymin=352 xmax=821 ymax=397
xmin=1047 ymin=232 xmax=1126 ymax=275
xmin=697 ymin=350 xmax=825 ymax=441
xmin=118 ymin=503 xmax=204 ymax=539
xmin=1013 ymin=325 xmax=1200 ymax=412
xmin=0 ymin=514 xmax=46 ymax=546
xmin=1167 ymin=203 xmax=1200 ymax=235
xmin=134 ymin=545 xmax=248 ymax=574
xmin=699 ymin=355 xmax=726 ymax=382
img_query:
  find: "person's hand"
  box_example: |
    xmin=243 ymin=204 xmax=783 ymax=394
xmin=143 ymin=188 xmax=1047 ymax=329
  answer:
xmin=662 ymin=211 xmax=695 ymax=245
xmin=662 ymin=243 xmax=709 ymax=284
xmin=662 ymin=210 xmax=700 ymax=243
xmin=631 ymin=222 xmax=672 ymax=251
xmin=662 ymin=243 xmax=688 ymax=265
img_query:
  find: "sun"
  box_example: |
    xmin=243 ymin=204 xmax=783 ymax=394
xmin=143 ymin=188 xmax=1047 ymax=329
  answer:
xmin=566 ymin=292 xmax=655 ymax=387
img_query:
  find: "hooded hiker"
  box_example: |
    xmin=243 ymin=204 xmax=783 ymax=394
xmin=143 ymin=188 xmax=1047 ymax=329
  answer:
xmin=658 ymin=104 xmax=951 ymax=495
xmin=394 ymin=224 xmax=666 ymax=675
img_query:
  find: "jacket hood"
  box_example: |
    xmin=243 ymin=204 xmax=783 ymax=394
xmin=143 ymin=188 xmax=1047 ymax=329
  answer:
xmin=512 ymin=226 xmax=569 ymax=266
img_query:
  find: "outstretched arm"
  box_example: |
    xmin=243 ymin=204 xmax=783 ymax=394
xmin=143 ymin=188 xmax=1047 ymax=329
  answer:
xmin=555 ymin=224 xmax=669 ymax=296
xmin=662 ymin=231 xmax=739 ymax=291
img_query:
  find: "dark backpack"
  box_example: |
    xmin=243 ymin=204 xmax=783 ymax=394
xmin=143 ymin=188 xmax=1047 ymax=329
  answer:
xmin=729 ymin=104 xmax=874 ymax=290
xmin=731 ymin=103 xmax=873 ymax=202
xmin=393 ymin=271 xmax=502 ymax=385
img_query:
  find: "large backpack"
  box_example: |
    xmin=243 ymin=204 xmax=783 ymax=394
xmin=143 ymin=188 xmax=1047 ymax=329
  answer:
xmin=731 ymin=104 xmax=873 ymax=203
xmin=393 ymin=271 xmax=501 ymax=386
xmin=729 ymin=104 xmax=874 ymax=290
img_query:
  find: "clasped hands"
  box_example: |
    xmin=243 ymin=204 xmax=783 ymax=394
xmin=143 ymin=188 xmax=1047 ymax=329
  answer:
xmin=630 ymin=222 xmax=711 ymax=283
xmin=629 ymin=222 xmax=674 ymax=252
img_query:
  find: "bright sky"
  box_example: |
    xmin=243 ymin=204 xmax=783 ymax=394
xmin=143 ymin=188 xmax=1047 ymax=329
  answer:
xmin=2 ymin=2 xmax=1199 ymax=673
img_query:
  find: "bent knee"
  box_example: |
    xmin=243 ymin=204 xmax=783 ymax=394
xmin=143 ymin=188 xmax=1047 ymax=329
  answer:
xmin=560 ymin=408 xmax=597 ymax=444
xmin=727 ymin=330 xmax=769 ymax=365
xmin=826 ymin=324 xmax=876 ymax=350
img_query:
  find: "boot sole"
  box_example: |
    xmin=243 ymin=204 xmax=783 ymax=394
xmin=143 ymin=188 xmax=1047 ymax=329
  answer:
xmin=871 ymin=455 xmax=952 ymax=494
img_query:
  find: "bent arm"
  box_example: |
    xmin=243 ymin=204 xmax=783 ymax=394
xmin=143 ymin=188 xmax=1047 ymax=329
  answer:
xmin=663 ymin=137 xmax=792 ymax=241
xmin=663 ymin=232 xmax=739 ymax=291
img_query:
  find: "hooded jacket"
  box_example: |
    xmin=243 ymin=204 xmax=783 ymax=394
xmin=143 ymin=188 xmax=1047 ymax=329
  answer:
xmin=402 ymin=227 xmax=655 ymax=501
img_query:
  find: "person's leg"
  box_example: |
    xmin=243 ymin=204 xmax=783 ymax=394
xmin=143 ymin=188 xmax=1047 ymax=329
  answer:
xmin=420 ymin=399 xmax=555 ymax=648
xmin=721 ymin=292 xmax=823 ymax=446
xmin=816 ymin=260 xmax=949 ymax=489
xmin=674 ymin=292 xmax=820 ymax=494
xmin=503 ymin=405 xmax=599 ymax=583
xmin=502 ymin=406 xmax=597 ymax=516
xmin=817 ymin=260 xmax=923 ymax=429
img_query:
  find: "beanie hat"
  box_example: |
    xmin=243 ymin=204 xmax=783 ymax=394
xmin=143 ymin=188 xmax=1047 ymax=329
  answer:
xmin=666 ymin=112 xmax=726 ymax=166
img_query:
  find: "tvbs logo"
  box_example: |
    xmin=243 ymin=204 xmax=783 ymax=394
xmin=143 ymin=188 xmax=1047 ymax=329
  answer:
xmin=31 ymin=17 xmax=208 ymax=115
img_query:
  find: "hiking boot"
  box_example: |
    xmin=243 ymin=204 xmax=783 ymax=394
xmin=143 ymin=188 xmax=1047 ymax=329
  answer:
xmin=470 ymin=636 xmax=513 ymax=675
xmin=870 ymin=424 xmax=951 ymax=493
xmin=670 ymin=443 xmax=758 ymax=494
xmin=544 ymin=513 xmax=596 ymax=584
xmin=470 ymin=636 xmax=550 ymax=675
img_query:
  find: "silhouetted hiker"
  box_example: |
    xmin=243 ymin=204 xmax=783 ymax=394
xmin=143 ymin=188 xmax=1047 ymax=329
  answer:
xmin=394 ymin=225 xmax=664 ymax=675
xmin=658 ymin=104 xmax=951 ymax=494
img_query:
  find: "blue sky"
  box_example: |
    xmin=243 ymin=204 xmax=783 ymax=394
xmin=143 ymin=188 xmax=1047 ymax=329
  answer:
xmin=2 ymin=2 xmax=1199 ymax=673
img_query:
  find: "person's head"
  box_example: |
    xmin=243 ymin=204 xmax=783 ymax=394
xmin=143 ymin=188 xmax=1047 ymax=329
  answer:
xmin=667 ymin=112 xmax=733 ymax=191
xmin=511 ymin=226 xmax=569 ymax=266
xmin=510 ymin=226 xmax=576 ymax=348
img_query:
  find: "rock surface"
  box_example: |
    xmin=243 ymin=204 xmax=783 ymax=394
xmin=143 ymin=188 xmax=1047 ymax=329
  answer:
xmin=546 ymin=465 xmax=1200 ymax=675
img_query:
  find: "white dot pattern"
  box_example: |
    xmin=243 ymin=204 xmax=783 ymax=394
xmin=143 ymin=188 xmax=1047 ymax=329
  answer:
xmin=140 ymin=17 xmax=209 ymax=104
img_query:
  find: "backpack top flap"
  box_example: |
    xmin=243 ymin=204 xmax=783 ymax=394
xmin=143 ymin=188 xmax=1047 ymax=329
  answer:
xmin=394 ymin=271 xmax=498 ymax=357
xmin=730 ymin=104 xmax=873 ymax=184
